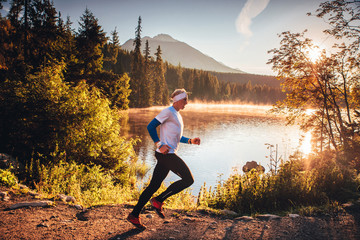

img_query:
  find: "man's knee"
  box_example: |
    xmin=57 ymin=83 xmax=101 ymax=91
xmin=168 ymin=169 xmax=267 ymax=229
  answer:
xmin=185 ymin=175 xmax=194 ymax=187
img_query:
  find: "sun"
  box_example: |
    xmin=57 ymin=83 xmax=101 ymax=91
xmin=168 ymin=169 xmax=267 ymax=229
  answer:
xmin=307 ymin=47 xmax=322 ymax=63
xmin=305 ymin=108 xmax=315 ymax=116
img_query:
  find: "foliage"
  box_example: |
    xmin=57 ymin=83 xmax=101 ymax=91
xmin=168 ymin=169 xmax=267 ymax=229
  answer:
xmin=268 ymin=31 xmax=359 ymax=152
xmin=0 ymin=63 xmax=136 ymax=183
xmin=311 ymin=0 xmax=360 ymax=54
xmin=198 ymin=152 xmax=360 ymax=215
xmin=0 ymin=168 xmax=18 ymax=187
xmin=0 ymin=2 xmax=134 ymax=200
xmin=82 ymin=71 xmax=132 ymax=110
xmin=34 ymin=159 xmax=195 ymax=209
xmin=35 ymin=160 xmax=137 ymax=207
xmin=268 ymin=0 xmax=360 ymax=169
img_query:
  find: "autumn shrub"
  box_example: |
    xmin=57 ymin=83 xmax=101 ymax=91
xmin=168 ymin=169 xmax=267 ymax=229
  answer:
xmin=198 ymin=151 xmax=360 ymax=215
xmin=307 ymin=152 xmax=359 ymax=202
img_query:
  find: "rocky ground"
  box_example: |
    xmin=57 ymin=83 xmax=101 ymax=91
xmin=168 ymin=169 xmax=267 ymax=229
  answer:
xmin=1 ymin=186 xmax=360 ymax=240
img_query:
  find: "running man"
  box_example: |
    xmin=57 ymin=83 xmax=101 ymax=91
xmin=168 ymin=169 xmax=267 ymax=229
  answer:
xmin=127 ymin=89 xmax=201 ymax=229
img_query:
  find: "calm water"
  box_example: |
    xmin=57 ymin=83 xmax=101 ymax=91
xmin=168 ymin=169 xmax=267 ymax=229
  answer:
xmin=120 ymin=104 xmax=307 ymax=194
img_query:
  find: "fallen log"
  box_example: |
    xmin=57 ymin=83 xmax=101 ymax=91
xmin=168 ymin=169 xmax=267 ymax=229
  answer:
xmin=7 ymin=201 xmax=54 ymax=210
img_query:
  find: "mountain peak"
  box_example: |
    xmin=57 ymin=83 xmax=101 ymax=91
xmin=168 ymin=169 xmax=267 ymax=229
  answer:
xmin=121 ymin=34 xmax=244 ymax=73
xmin=153 ymin=34 xmax=178 ymax=42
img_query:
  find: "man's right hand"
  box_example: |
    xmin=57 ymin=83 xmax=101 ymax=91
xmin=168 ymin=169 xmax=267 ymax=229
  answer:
xmin=159 ymin=144 xmax=170 ymax=154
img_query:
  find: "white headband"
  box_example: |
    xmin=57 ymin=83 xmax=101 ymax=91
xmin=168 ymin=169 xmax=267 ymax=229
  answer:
xmin=172 ymin=92 xmax=188 ymax=102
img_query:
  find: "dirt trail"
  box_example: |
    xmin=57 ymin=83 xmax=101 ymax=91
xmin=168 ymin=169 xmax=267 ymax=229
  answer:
xmin=1 ymin=187 xmax=360 ymax=240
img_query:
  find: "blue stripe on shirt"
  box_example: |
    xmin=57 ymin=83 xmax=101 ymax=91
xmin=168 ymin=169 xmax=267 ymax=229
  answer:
xmin=147 ymin=118 xmax=161 ymax=143
xmin=180 ymin=136 xmax=190 ymax=143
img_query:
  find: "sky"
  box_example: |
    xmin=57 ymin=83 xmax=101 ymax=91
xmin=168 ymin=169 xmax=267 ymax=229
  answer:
xmin=1 ymin=0 xmax=333 ymax=75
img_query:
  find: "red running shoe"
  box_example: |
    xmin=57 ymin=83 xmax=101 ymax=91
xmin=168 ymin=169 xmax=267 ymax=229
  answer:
xmin=150 ymin=197 xmax=165 ymax=218
xmin=127 ymin=213 xmax=146 ymax=230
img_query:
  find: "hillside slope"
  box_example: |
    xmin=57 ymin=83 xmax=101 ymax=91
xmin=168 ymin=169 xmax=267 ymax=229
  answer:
xmin=121 ymin=34 xmax=244 ymax=74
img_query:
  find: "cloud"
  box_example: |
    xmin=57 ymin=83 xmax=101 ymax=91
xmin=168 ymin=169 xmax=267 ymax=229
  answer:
xmin=236 ymin=0 xmax=270 ymax=37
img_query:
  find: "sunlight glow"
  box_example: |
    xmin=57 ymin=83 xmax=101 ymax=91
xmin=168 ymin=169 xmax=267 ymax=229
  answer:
xmin=305 ymin=109 xmax=315 ymax=116
xmin=301 ymin=132 xmax=312 ymax=156
xmin=307 ymin=47 xmax=322 ymax=63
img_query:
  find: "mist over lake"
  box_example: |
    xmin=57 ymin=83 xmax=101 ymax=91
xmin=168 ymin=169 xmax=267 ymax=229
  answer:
xmin=121 ymin=104 xmax=307 ymax=194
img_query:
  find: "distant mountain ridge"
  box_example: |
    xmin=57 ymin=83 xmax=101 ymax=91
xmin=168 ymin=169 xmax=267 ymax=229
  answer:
xmin=121 ymin=34 xmax=244 ymax=74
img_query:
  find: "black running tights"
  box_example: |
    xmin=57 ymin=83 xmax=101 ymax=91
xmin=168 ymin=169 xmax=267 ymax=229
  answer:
xmin=131 ymin=152 xmax=194 ymax=217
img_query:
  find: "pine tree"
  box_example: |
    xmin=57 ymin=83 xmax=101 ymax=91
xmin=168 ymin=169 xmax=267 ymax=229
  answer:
xmin=103 ymin=27 xmax=120 ymax=71
xmin=176 ymin=64 xmax=184 ymax=88
xmin=113 ymin=49 xmax=131 ymax=75
xmin=7 ymin=0 xmax=26 ymax=68
xmin=59 ymin=16 xmax=76 ymax=71
xmin=141 ymin=39 xmax=152 ymax=106
xmin=7 ymin=0 xmax=23 ymax=27
xmin=75 ymin=7 xmax=107 ymax=76
xmin=2 ymin=0 xmax=33 ymax=80
xmin=5 ymin=0 xmax=72 ymax=73
xmin=27 ymin=0 xmax=59 ymax=68
xmin=153 ymin=45 xmax=168 ymax=105
xmin=129 ymin=16 xmax=145 ymax=107
xmin=182 ymin=69 xmax=195 ymax=93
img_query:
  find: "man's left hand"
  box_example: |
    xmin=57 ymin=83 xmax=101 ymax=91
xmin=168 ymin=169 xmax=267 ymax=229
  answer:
xmin=191 ymin=137 xmax=201 ymax=145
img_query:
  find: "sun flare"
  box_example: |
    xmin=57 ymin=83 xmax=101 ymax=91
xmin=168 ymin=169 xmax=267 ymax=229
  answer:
xmin=308 ymin=47 xmax=322 ymax=63
xmin=305 ymin=109 xmax=315 ymax=116
xmin=301 ymin=132 xmax=312 ymax=156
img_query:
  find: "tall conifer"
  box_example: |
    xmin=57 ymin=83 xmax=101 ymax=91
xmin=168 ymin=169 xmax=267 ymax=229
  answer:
xmin=154 ymin=45 xmax=168 ymax=105
xmin=103 ymin=27 xmax=120 ymax=71
xmin=141 ymin=39 xmax=152 ymax=106
xmin=75 ymin=8 xmax=107 ymax=75
xmin=129 ymin=16 xmax=145 ymax=107
xmin=28 ymin=0 xmax=59 ymax=67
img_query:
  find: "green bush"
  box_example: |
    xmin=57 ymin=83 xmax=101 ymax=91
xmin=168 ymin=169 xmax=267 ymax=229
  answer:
xmin=35 ymin=160 xmax=136 ymax=207
xmin=34 ymin=160 xmax=196 ymax=209
xmin=0 ymin=63 xmax=136 ymax=184
xmin=0 ymin=169 xmax=18 ymax=187
xmin=85 ymin=71 xmax=131 ymax=110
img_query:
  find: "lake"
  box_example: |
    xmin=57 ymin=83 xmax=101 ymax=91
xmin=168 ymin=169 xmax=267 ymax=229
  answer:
xmin=120 ymin=104 xmax=309 ymax=194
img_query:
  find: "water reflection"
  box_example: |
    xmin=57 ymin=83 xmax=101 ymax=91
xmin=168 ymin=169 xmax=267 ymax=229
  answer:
xmin=120 ymin=104 xmax=304 ymax=194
